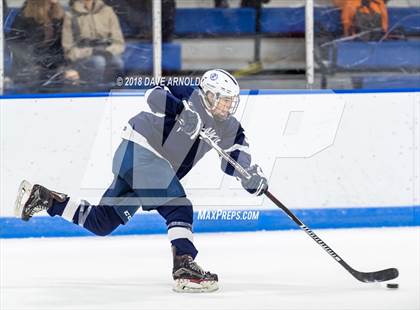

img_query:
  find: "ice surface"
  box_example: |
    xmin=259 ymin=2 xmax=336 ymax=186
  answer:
xmin=1 ymin=227 xmax=419 ymax=310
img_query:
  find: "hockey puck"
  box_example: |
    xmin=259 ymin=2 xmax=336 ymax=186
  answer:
xmin=386 ymin=283 xmax=399 ymax=289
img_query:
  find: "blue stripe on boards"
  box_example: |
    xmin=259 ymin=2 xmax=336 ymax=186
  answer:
xmin=1 ymin=88 xmax=419 ymax=100
xmin=0 ymin=206 xmax=419 ymax=238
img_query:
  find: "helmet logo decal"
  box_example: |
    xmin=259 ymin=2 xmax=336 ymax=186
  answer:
xmin=200 ymin=69 xmax=240 ymax=120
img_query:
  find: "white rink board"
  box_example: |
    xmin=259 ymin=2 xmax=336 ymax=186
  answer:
xmin=1 ymin=91 xmax=419 ymax=217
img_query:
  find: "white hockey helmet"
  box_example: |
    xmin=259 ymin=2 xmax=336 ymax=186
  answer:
xmin=199 ymin=69 xmax=240 ymax=121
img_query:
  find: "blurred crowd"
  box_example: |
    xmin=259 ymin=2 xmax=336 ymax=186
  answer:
xmin=5 ymin=0 xmax=177 ymax=89
xmin=3 ymin=0 xmax=393 ymax=91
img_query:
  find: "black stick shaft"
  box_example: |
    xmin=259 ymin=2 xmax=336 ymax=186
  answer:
xmin=199 ymin=129 xmax=398 ymax=283
xmin=264 ymin=190 xmax=348 ymax=266
xmin=264 ymin=190 xmax=399 ymax=282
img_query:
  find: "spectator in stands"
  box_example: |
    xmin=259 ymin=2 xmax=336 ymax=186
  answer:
xmin=62 ymin=0 xmax=125 ymax=83
xmin=340 ymin=0 xmax=388 ymax=38
xmin=105 ymin=0 xmax=176 ymax=42
xmin=7 ymin=0 xmax=65 ymax=85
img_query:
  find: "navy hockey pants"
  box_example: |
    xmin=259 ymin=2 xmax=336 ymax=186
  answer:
xmin=48 ymin=140 xmax=198 ymax=258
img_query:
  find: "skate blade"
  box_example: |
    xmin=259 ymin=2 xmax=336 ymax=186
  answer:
xmin=172 ymin=279 xmax=219 ymax=293
xmin=14 ymin=180 xmax=33 ymax=219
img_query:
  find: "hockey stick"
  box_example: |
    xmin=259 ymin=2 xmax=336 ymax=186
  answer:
xmin=199 ymin=130 xmax=399 ymax=283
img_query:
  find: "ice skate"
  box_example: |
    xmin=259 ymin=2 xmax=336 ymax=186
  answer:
xmin=15 ymin=180 xmax=67 ymax=221
xmin=172 ymin=251 xmax=218 ymax=293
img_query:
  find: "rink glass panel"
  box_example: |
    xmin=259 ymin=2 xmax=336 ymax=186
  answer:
xmin=314 ymin=0 xmax=420 ymax=90
xmin=2 ymin=0 xmax=420 ymax=94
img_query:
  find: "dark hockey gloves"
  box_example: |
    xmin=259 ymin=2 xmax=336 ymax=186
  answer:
xmin=177 ymin=100 xmax=203 ymax=140
xmin=241 ymin=164 xmax=268 ymax=196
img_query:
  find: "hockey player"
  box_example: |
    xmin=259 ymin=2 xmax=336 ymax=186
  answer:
xmin=15 ymin=69 xmax=269 ymax=293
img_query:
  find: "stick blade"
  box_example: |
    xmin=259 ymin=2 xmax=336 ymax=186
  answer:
xmin=353 ymin=268 xmax=399 ymax=283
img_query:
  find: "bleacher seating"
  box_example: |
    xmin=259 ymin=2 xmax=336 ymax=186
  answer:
xmin=174 ymin=8 xmax=256 ymax=36
xmin=312 ymin=7 xmax=420 ymax=88
xmin=332 ymin=41 xmax=420 ymax=71
xmin=315 ymin=6 xmax=420 ymax=37
xmin=352 ymin=75 xmax=420 ymax=89
xmin=258 ymin=6 xmax=420 ymax=38
xmin=388 ymin=7 xmax=420 ymax=36
xmin=2 ymin=5 xmax=420 ymax=89
xmin=314 ymin=7 xmax=343 ymax=36
xmin=122 ymin=42 xmax=181 ymax=72
xmin=3 ymin=6 xmax=420 ymax=42
xmin=319 ymin=41 xmax=420 ymax=88
xmin=171 ymin=7 xmax=419 ymax=38
xmin=260 ymin=7 xmax=305 ymax=36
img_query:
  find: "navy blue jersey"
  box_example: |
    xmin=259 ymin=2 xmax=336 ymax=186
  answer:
xmin=127 ymin=85 xmax=251 ymax=179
